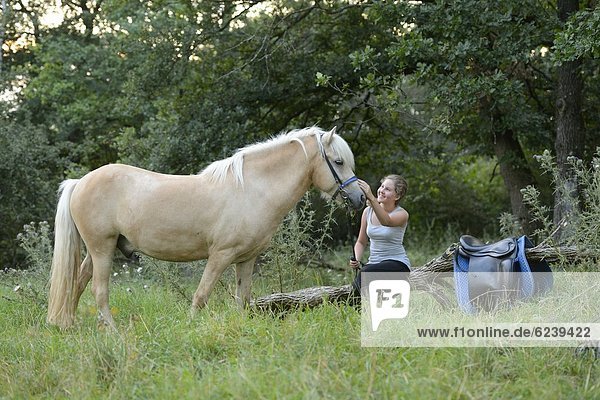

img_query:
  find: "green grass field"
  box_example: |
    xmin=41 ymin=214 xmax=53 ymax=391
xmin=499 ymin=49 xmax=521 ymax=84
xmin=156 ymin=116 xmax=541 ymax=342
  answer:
xmin=1 ymin=261 xmax=598 ymax=400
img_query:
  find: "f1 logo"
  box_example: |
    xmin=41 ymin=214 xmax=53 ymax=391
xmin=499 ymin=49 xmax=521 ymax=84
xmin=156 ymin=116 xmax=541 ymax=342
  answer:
xmin=368 ymin=280 xmax=411 ymax=331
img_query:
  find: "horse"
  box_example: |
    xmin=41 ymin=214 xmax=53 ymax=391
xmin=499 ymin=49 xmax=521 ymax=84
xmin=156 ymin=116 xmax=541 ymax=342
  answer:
xmin=47 ymin=126 xmax=365 ymax=329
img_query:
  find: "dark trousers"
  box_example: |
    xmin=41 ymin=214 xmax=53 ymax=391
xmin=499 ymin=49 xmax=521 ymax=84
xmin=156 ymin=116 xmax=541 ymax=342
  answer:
xmin=352 ymin=259 xmax=411 ymax=295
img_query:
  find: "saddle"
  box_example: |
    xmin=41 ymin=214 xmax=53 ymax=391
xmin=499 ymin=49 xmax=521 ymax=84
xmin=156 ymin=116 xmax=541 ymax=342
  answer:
xmin=453 ymin=235 xmax=553 ymax=314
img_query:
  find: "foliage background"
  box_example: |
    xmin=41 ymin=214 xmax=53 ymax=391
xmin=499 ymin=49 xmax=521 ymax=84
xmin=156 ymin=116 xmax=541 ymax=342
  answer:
xmin=0 ymin=1 xmax=598 ymax=266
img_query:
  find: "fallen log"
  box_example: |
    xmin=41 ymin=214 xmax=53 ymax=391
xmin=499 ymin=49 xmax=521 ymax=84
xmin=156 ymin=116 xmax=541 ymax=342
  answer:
xmin=251 ymin=284 xmax=355 ymax=313
xmin=250 ymin=243 xmax=596 ymax=313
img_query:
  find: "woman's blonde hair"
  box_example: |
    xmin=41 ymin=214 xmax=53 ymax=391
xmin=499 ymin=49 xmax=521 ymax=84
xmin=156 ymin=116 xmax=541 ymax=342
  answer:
xmin=382 ymin=174 xmax=408 ymax=205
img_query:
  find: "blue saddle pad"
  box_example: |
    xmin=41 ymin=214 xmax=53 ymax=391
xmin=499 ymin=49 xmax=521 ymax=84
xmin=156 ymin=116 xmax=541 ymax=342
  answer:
xmin=453 ymin=235 xmax=553 ymax=314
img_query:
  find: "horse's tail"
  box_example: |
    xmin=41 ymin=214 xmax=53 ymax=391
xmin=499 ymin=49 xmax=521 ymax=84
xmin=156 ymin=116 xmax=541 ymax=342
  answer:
xmin=47 ymin=179 xmax=82 ymax=329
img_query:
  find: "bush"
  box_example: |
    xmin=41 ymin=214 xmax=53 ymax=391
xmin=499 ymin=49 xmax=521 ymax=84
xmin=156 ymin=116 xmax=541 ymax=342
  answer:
xmin=499 ymin=149 xmax=600 ymax=270
xmin=260 ymin=193 xmax=339 ymax=293
xmin=2 ymin=221 xmax=53 ymax=308
xmin=0 ymin=120 xmax=64 ymax=269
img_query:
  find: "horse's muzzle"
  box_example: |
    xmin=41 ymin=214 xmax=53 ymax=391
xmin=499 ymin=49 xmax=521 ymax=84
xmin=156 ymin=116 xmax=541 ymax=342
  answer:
xmin=330 ymin=176 xmax=365 ymax=209
xmin=351 ymin=193 xmax=366 ymax=210
xmin=338 ymin=188 xmax=365 ymax=210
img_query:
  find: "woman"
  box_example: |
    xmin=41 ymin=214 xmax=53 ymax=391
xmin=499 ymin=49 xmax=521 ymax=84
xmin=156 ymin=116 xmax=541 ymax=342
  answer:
xmin=349 ymin=174 xmax=411 ymax=293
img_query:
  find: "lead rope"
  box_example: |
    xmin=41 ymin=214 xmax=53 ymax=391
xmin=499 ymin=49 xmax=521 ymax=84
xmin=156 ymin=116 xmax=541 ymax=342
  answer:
xmin=347 ymin=210 xmax=361 ymax=282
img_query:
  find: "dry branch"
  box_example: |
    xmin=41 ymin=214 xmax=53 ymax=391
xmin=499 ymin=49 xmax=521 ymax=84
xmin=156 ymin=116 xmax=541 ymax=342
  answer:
xmin=251 ymin=285 xmax=354 ymax=313
xmin=251 ymin=243 xmax=596 ymax=313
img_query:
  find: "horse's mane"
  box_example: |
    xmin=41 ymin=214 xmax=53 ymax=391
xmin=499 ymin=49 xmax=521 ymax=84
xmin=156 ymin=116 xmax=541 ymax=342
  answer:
xmin=200 ymin=126 xmax=353 ymax=187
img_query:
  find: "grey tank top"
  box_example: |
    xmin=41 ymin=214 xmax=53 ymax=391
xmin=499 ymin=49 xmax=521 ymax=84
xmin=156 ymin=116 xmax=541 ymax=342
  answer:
xmin=366 ymin=206 xmax=411 ymax=268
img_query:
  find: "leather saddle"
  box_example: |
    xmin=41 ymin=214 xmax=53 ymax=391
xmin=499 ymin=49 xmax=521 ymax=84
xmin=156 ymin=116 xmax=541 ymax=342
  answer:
xmin=453 ymin=235 xmax=553 ymax=313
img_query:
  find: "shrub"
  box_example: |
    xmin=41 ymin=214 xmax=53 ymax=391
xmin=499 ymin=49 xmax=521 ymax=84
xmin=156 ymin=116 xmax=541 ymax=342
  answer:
xmin=260 ymin=193 xmax=339 ymax=292
xmin=500 ymin=149 xmax=600 ymax=270
xmin=2 ymin=221 xmax=53 ymax=307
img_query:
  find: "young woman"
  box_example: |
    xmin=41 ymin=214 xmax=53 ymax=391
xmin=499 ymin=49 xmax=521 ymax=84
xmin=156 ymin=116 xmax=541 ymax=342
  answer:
xmin=349 ymin=174 xmax=410 ymax=293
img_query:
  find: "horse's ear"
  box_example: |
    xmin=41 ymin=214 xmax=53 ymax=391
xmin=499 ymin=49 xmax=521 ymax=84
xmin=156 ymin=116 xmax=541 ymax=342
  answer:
xmin=322 ymin=127 xmax=336 ymax=145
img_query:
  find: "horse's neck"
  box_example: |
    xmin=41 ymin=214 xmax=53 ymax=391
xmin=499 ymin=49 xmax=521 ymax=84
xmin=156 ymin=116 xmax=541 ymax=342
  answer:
xmin=245 ymin=140 xmax=316 ymax=216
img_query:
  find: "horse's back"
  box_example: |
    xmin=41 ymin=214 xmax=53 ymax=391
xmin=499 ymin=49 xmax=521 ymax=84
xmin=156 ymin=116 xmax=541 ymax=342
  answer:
xmin=72 ymin=164 xmax=170 ymax=214
xmin=74 ymin=163 xmax=200 ymax=200
xmin=69 ymin=164 xmax=230 ymax=261
xmin=77 ymin=163 xmax=177 ymax=190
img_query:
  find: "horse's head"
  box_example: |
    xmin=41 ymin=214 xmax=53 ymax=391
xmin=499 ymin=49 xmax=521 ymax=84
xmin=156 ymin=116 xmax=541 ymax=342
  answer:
xmin=313 ymin=127 xmax=365 ymax=210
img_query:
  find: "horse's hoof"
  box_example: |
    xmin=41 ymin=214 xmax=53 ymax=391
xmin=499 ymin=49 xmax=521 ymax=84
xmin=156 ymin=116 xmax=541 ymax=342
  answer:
xmin=96 ymin=311 xmax=117 ymax=331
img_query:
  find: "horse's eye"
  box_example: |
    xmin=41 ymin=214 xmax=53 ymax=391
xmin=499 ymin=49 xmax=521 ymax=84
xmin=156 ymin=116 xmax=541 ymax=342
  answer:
xmin=334 ymin=159 xmax=344 ymax=166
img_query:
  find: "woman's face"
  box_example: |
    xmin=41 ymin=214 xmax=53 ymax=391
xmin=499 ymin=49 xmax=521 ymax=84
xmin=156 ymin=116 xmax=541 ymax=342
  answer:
xmin=377 ymin=179 xmax=398 ymax=204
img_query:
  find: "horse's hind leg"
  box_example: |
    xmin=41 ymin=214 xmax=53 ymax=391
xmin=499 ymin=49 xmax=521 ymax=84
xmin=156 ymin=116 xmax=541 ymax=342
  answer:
xmin=73 ymin=254 xmax=93 ymax=309
xmin=90 ymin=247 xmax=117 ymax=329
xmin=235 ymin=257 xmax=256 ymax=308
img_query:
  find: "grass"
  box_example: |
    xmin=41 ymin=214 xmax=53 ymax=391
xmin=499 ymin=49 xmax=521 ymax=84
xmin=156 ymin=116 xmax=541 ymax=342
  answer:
xmin=1 ymin=263 xmax=598 ymax=400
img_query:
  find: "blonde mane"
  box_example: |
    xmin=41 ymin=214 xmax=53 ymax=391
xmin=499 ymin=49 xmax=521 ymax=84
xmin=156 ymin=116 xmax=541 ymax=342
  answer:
xmin=201 ymin=126 xmax=354 ymax=187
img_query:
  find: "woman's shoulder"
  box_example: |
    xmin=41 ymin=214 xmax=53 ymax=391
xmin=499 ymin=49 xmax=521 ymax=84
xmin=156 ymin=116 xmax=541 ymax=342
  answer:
xmin=361 ymin=206 xmax=371 ymax=219
xmin=393 ymin=206 xmax=409 ymax=215
xmin=391 ymin=206 xmax=409 ymax=226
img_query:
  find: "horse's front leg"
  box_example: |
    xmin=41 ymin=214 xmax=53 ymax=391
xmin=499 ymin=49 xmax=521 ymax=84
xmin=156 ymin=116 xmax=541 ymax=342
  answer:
xmin=191 ymin=251 xmax=235 ymax=314
xmin=235 ymin=257 xmax=257 ymax=308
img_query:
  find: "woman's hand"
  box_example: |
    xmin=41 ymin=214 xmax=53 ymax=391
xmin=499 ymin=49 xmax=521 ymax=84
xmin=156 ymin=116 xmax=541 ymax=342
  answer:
xmin=349 ymin=257 xmax=361 ymax=270
xmin=357 ymin=179 xmax=375 ymax=202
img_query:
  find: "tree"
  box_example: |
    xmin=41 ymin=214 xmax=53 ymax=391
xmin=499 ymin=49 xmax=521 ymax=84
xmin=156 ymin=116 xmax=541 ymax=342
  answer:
xmin=3 ymin=0 xmax=598 ymax=268
xmin=316 ymin=1 xmax=600 ymax=235
xmin=335 ymin=1 xmax=560 ymax=232
xmin=102 ymin=0 xmax=388 ymax=173
xmin=0 ymin=117 xmax=63 ymax=268
xmin=552 ymin=0 xmax=591 ymax=239
xmin=1 ymin=0 xmax=7 ymax=73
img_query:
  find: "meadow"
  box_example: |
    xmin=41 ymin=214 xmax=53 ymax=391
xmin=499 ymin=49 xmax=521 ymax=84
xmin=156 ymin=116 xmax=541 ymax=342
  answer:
xmin=1 ymin=239 xmax=598 ymax=399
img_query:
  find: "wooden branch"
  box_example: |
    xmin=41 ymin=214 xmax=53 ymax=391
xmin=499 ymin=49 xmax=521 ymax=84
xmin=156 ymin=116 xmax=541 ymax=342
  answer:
xmin=251 ymin=243 xmax=597 ymax=313
xmin=251 ymin=285 xmax=355 ymax=313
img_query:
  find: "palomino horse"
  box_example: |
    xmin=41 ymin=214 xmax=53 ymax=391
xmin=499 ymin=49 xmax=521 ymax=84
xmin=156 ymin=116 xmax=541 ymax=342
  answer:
xmin=47 ymin=127 xmax=365 ymax=329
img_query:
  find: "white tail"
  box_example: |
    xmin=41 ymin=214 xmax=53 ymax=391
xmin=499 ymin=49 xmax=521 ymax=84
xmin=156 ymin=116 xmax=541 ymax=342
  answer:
xmin=47 ymin=179 xmax=81 ymax=329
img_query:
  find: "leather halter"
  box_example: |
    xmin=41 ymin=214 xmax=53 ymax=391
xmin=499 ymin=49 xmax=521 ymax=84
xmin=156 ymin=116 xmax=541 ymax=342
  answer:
xmin=318 ymin=134 xmax=358 ymax=203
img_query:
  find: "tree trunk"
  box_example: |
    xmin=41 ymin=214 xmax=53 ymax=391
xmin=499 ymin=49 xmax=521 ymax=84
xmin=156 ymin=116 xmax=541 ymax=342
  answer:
xmin=554 ymin=0 xmax=585 ymax=240
xmin=0 ymin=0 xmax=7 ymax=74
xmin=479 ymin=96 xmax=535 ymax=234
xmin=492 ymin=129 xmax=535 ymax=233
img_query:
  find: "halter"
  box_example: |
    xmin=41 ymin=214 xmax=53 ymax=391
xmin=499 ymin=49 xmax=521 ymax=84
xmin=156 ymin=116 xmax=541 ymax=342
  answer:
xmin=317 ymin=133 xmax=359 ymax=203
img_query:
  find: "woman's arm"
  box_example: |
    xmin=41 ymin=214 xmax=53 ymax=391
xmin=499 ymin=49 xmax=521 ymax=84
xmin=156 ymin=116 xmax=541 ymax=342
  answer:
xmin=369 ymin=199 xmax=409 ymax=227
